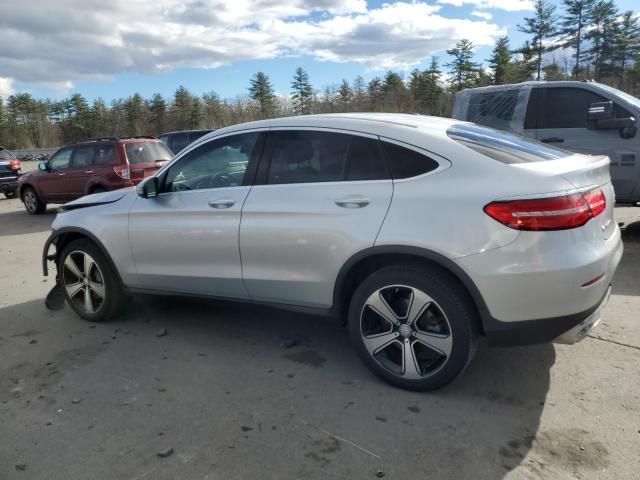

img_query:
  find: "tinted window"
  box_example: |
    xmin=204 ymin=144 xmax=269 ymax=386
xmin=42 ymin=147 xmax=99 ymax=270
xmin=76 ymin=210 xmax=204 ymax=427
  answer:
xmin=49 ymin=148 xmax=72 ymax=170
xmin=190 ymin=130 xmax=212 ymax=143
xmin=266 ymin=131 xmax=387 ymax=185
xmin=466 ymin=90 xmax=519 ymax=130
xmin=524 ymin=88 xmax=539 ymax=130
xmin=72 ymin=146 xmax=95 ymax=167
xmin=94 ymin=145 xmax=115 ymax=165
xmin=164 ymin=133 xmax=259 ymax=192
xmin=125 ymin=142 xmax=172 ymax=164
xmin=380 ymin=141 xmax=439 ymax=179
xmin=0 ymin=147 xmax=15 ymax=161
xmin=447 ymin=123 xmax=571 ymax=164
xmin=539 ymin=87 xmax=631 ymax=129
xmin=169 ymin=133 xmax=191 ymax=153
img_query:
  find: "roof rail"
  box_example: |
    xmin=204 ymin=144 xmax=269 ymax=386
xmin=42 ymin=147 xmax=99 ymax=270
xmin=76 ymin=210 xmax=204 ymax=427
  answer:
xmin=130 ymin=135 xmax=158 ymax=139
xmin=76 ymin=136 xmax=119 ymax=143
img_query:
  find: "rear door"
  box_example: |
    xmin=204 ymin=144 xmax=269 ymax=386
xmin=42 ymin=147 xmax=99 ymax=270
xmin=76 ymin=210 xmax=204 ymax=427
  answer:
xmin=532 ymin=86 xmax=639 ymax=201
xmin=128 ymin=131 xmax=264 ymax=297
xmin=125 ymin=141 xmax=173 ymax=183
xmin=239 ymin=129 xmax=393 ymax=308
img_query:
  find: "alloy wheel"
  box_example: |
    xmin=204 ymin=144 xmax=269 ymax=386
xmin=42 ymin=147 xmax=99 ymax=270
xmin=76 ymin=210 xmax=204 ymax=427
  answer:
xmin=24 ymin=190 xmax=37 ymax=213
xmin=62 ymin=251 xmax=106 ymax=314
xmin=360 ymin=285 xmax=453 ymax=380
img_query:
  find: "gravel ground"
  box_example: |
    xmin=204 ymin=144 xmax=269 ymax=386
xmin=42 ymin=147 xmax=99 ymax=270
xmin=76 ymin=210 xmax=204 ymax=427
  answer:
xmin=1 ymin=196 xmax=639 ymax=480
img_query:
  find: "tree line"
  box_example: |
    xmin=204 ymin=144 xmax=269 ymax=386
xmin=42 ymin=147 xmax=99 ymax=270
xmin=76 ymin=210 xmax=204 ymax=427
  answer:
xmin=0 ymin=0 xmax=638 ymax=150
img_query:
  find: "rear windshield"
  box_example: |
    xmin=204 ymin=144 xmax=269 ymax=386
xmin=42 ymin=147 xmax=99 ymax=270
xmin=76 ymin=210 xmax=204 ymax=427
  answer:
xmin=125 ymin=142 xmax=173 ymax=164
xmin=447 ymin=123 xmax=571 ymax=164
xmin=0 ymin=147 xmax=16 ymax=161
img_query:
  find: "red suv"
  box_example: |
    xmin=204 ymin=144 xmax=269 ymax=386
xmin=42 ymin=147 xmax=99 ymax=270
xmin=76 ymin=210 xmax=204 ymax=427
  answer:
xmin=17 ymin=136 xmax=173 ymax=214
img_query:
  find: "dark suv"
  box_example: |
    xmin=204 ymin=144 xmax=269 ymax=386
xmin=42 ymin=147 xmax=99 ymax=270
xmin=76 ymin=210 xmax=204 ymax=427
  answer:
xmin=0 ymin=146 xmax=22 ymax=198
xmin=159 ymin=129 xmax=214 ymax=154
xmin=17 ymin=136 xmax=173 ymax=214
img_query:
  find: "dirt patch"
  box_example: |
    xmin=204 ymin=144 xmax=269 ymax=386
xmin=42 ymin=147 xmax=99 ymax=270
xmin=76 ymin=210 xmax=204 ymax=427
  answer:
xmin=283 ymin=350 xmax=326 ymax=368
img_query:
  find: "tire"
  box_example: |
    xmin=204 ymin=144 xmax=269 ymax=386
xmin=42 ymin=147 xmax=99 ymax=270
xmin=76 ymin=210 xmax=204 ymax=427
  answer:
xmin=4 ymin=191 xmax=17 ymax=199
xmin=348 ymin=265 xmax=478 ymax=391
xmin=91 ymin=186 xmax=106 ymax=194
xmin=58 ymin=239 xmax=127 ymax=322
xmin=22 ymin=187 xmax=46 ymax=214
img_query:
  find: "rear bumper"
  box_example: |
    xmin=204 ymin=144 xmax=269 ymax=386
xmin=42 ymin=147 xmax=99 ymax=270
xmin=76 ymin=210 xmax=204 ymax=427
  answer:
xmin=0 ymin=177 xmax=18 ymax=192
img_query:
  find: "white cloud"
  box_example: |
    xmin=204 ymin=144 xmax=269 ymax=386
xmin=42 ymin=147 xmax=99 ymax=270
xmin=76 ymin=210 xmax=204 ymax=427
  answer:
xmin=437 ymin=0 xmax=533 ymax=12
xmin=0 ymin=77 xmax=14 ymax=97
xmin=0 ymin=0 xmax=506 ymax=86
xmin=471 ymin=10 xmax=493 ymax=20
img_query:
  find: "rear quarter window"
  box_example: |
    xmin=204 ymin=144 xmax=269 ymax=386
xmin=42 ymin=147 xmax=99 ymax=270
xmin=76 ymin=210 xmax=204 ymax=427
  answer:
xmin=380 ymin=141 xmax=439 ymax=179
xmin=465 ymin=90 xmax=519 ymax=130
xmin=447 ymin=123 xmax=571 ymax=164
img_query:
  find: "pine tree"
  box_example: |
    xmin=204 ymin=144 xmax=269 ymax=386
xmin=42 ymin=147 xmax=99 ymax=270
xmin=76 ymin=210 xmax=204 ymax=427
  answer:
xmin=352 ymin=75 xmax=366 ymax=111
xmin=249 ymin=72 xmax=276 ymax=119
xmin=558 ymin=0 xmax=594 ymax=78
xmin=149 ymin=93 xmax=167 ymax=135
xmin=367 ymin=77 xmax=384 ymax=111
xmin=445 ymin=39 xmax=480 ymax=91
xmin=615 ymin=11 xmax=640 ymax=83
xmin=518 ymin=0 xmax=558 ymax=81
xmin=583 ymin=0 xmax=618 ymax=80
xmin=336 ymin=79 xmax=353 ymax=112
xmin=172 ymin=86 xmax=195 ymax=130
xmin=290 ymin=67 xmax=313 ymax=115
xmin=488 ymin=37 xmax=512 ymax=85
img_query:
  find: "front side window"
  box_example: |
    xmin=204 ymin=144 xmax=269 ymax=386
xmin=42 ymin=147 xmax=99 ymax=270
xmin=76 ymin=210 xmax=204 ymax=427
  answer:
xmin=164 ymin=133 xmax=259 ymax=192
xmin=447 ymin=123 xmax=571 ymax=164
xmin=266 ymin=130 xmax=388 ymax=185
xmin=72 ymin=146 xmax=95 ymax=168
xmin=539 ymin=87 xmax=631 ymax=129
xmin=49 ymin=148 xmax=72 ymax=170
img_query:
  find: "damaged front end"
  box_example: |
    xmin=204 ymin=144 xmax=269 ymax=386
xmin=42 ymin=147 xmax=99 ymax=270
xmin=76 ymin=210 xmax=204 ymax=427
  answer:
xmin=42 ymin=233 xmax=65 ymax=310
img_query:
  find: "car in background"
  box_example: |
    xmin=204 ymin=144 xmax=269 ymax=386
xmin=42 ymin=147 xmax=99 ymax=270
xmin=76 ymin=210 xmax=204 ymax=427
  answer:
xmin=42 ymin=114 xmax=621 ymax=391
xmin=452 ymin=80 xmax=640 ymax=203
xmin=159 ymin=129 xmax=214 ymax=154
xmin=0 ymin=146 xmax=22 ymax=199
xmin=18 ymin=136 xmax=173 ymax=214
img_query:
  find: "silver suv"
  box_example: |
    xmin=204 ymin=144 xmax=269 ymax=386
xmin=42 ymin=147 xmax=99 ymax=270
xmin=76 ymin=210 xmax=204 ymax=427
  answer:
xmin=42 ymin=114 xmax=622 ymax=390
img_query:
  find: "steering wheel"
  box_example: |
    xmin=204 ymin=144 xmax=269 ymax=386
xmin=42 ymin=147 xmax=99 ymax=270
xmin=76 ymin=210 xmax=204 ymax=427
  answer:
xmin=192 ymin=172 xmax=232 ymax=190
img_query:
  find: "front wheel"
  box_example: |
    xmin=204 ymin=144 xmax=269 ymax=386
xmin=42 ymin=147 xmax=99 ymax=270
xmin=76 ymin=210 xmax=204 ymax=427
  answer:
xmin=348 ymin=265 xmax=478 ymax=391
xmin=22 ymin=187 xmax=46 ymax=214
xmin=59 ymin=239 xmax=126 ymax=322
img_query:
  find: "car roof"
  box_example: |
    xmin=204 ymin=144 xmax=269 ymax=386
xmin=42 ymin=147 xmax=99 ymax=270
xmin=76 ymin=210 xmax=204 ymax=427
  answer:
xmin=456 ymin=80 xmax=606 ymax=94
xmin=204 ymin=113 xmax=461 ymax=141
xmin=160 ymin=129 xmax=215 ymax=136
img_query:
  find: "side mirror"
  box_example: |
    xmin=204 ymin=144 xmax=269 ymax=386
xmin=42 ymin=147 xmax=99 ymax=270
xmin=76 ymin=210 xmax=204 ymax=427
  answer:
xmin=587 ymin=101 xmax=613 ymax=121
xmin=38 ymin=161 xmax=48 ymax=171
xmin=137 ymin=177 xmax=159 ymax=198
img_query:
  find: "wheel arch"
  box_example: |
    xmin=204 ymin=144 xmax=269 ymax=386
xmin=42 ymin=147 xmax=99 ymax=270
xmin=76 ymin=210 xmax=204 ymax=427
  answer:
xmin=43 ymin=227 xmax=124 ymax=286
xmin=333 ymin=246 xmax=491 ymax=334
xmin=86 ymin=180 xmax=107 ymax=195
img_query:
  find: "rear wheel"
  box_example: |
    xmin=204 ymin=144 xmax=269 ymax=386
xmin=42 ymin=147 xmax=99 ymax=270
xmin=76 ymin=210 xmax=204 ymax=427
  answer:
xmin=22 ymin=187 xmax=46 ymax=214
xmin=59 ymin=239 xmax=126 ymax=322
xmin=91 ymin=186 xmax=106 ymax=194
xmin=348 ymin=265 xmax=478 ymax=391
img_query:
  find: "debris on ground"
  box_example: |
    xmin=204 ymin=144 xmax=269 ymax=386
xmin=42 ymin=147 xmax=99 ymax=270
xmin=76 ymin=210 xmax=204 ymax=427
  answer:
xmin=157 ymin=447 xmax=174 ymax=458
xmin=155 ymin=328 xmax=169 ymax=337
xmin=15 ymin=464 xmax=26 ymax=471
xmin=71 ymin=398 xmax=82 ymax=404
xmin=376 ymin=470 xmax=385 ymax=477
xmin=280 ymin=336 xmax=301 ymax=349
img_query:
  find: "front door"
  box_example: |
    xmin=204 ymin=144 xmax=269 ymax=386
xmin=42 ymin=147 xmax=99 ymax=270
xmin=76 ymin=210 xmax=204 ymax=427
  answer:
xmin=128 ymin=131 xmax=264 ymax=298
xmin=38 ymin=147 xmax=73 ymax=202
xmin=532 ymin=86 xmax=640 ymax=202
xmin=67 ymin=145 xmax=95 ymax=197
xmin=240 ymin=129 xmax=393 ymax=308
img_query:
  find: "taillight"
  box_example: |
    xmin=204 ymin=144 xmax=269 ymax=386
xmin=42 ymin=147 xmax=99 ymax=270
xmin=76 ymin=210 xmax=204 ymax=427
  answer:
xmin=113 ymin=165 xmax=130 ymax=180
xmin=9 ymin=159 xmax=21 ymax=171
xmin=484 ymin=188 xmax=606 ymax=231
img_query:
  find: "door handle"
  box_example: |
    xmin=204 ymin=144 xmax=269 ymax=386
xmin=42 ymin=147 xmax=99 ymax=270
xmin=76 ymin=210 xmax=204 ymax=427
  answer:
xmin=208 ymin=198 xmax=235 ymax=209
xmin=335 ymin=197 xmax=370 ymax=208
xmin=541 ymin=137 xmax=564 ymax=143
xmin=85 ymin=170 xmax=94 ymax=174
xmin=57 ymin=172 xmax=66 ymax=176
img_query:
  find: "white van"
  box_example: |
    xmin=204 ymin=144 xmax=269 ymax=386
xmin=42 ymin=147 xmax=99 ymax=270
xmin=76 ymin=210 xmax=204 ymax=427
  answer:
xmin=452 ymin=81 xmax=640 ymax=203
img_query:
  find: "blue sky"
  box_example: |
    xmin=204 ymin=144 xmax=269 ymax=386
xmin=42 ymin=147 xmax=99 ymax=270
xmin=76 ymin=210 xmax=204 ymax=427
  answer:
xmin=0 ymin=0 xmax=637 ymax=103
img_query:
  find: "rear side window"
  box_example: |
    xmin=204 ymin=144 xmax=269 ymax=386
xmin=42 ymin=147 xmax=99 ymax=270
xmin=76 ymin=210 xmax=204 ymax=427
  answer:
xmin=466 ymin=90 xmax=519 ymax=130
xmin=72 ymin=146 xmax=95 ymax=167
xmin=380 ymin=141 xmax=439 ymax=179
xmin=125 ymin=142 xmax=173 ymax=164
xmin=94 ymin=145 xmax=115 ymax=165
xmin=169 ymin=133 xmax=191 ymax=153
xmin=266 ymin=131 xmax=388 ymax=185
xmin=447 ymin=123 xmax=571 ymax=164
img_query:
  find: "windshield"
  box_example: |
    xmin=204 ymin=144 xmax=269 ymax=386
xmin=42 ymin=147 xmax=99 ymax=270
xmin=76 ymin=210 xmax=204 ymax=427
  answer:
xmin=596 ymin=83 xmax=640 ymax=110
xmin=125 ymin=141 xmax=173 ymax=164
xmin=447 ymin=123 xmax=572 ymax=164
